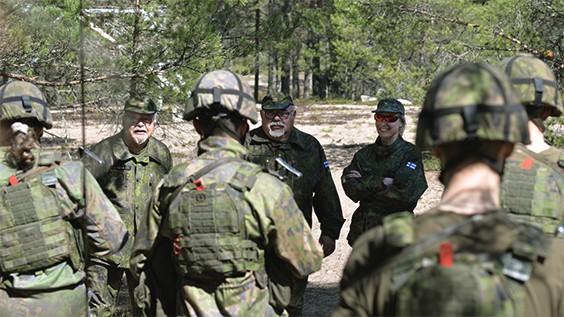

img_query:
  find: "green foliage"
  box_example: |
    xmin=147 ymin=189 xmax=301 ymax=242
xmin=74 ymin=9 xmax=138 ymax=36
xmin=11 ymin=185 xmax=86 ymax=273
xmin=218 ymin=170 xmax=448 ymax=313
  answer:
xmin=421 ymin=150 xmax=441 ymax=172
xmin=545 ymin=116 xmax=564 ymax=148
xmin=2 ymin=0 xmax=564 ymax=117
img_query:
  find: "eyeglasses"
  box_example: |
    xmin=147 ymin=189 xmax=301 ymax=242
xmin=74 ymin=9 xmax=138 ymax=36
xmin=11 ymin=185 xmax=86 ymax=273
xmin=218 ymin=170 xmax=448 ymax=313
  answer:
xmin=263 ymin=110 xmax=294 ymax=120
xmin=374 ymin=115 xmax=400 ymax=123
xmin=126 ymin=114 xmax=155 ymax=125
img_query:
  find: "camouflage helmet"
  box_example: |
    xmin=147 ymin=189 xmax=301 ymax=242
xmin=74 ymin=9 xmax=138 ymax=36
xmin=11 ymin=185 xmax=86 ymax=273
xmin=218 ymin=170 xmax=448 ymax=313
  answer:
xmin=416 ymin=62 xmax=530 ymax=149
xmin=0 ymin=81 xmax=53 ymax=129
xmin=496 ymin=54 xmax=563 ymax=117
xmin=184 ymin=69 xmax=258 ymax=123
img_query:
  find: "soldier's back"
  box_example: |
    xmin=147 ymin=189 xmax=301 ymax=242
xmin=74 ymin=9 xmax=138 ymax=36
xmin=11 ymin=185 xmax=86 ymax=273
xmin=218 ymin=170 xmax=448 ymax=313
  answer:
xmin=501 ymin=143 xmax=564 ymax=236
xmin=335 ymin=210 xmax=564 ymax=316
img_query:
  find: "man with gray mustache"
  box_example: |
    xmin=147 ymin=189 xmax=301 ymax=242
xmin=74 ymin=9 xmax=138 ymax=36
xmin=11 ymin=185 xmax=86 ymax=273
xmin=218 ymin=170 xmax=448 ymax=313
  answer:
xmin=245 ymin=94 xmax=345 ymax=316
xmin=82 ymin=95 xmax=172 ymax=317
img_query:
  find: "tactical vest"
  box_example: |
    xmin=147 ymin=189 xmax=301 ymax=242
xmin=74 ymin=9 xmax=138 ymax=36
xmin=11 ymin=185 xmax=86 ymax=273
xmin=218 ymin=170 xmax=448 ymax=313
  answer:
xmin=0 ymin=153 xmax=80 ymax=274
xmin=168 ymin=158 xmax=264 ymax=278
xmin=501 ymin=145 xmax=564 ymax=237
xmin=386 ymin=212 xmax=549 ymax=316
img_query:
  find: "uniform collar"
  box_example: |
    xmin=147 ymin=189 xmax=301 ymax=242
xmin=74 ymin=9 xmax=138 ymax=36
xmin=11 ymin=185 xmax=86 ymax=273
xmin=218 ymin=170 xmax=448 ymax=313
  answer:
xmin=112 ymin=130 xmax=163 ymax=164
xmin=198 ymin=136 xmax=249 ymax=160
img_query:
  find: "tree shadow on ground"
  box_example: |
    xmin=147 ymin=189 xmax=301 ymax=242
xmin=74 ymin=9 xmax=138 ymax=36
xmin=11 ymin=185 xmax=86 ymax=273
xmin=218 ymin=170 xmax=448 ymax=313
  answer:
xmin=303 ymin=282 xmax=340 ymax=316
xmin=324 ymin=143 xmax=371 ymax=170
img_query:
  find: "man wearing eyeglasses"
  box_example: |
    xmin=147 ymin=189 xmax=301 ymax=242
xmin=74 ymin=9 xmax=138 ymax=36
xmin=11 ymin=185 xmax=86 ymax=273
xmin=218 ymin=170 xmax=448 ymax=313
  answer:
xmin=82 ymin=95 xmax=172 ymax=317
xmin=245 ymin=94 xmax=345 ymax=317
xmin=342 ymin=98 xmax=427 ymax=247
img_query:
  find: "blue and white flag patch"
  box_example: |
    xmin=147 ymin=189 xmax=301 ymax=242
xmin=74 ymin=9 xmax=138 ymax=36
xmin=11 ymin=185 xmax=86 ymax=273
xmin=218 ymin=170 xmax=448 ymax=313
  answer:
xmin=406 ymin=162 xmax=417 ymax=170
xmin=323 ymin=160 xmax=330 ymax=168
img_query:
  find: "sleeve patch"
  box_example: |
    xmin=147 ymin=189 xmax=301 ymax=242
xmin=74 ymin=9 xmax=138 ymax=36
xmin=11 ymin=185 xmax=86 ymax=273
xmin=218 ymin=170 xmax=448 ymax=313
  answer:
xmin=406 ymin=162 xmax=417 ymax=170
xmin=323 ymin=161 xmax=330 ymax=168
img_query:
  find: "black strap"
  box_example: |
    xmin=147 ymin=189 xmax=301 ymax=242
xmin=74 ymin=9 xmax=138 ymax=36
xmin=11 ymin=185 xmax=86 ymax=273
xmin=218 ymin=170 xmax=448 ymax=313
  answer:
xmin=0 ymin=96 xmax=49 ymax=108
xmin=171 ymin=157 xmax=241 ymax=200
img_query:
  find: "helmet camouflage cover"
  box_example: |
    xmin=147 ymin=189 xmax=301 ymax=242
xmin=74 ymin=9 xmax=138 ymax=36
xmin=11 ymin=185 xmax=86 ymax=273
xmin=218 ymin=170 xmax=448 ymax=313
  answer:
xmin=496 ymin=54 xmax=563 ymax=117
xmin=372 ymin=98 xmax=405 ymax=115
xmin=184 ymin=69 xmax=258 ymax=123
xmin=0 ymin=81 xmax=53 ymax=129
xmin=416 ymin=62 xmax=530 ymax=149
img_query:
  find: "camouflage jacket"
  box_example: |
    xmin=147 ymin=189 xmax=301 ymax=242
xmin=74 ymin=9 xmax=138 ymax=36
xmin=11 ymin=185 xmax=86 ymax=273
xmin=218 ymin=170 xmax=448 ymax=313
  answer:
xmin=539 ymin=146 xmax=564 ymax=169
xmin=342 ymin=136 xmax=427 ymax=215
xmin=0 ymin=147 xmax=128 ymax=291
xmin=334 ymin=210 xmax=564 ymax=317
xmin=501 ymin=143 xmax=564 ymax=236
xmin=83 ymin=131 xmax=172 ymax=267
xmin=245 ymin=127 xmax=344 ymax=240
xmin=130 ymin=136 xmax=323 ymax=315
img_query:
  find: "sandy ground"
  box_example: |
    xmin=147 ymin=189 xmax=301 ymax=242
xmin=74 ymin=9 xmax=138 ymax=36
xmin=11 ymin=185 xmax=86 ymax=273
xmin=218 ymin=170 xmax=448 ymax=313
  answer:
xmin=47 ymin=103 xmax=443 ymax=316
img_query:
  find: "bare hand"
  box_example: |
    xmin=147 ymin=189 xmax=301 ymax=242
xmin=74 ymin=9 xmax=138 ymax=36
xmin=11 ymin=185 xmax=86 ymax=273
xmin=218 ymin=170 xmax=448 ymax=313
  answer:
xmin=383 ymin=177 xmax=394 ymax=186
xmin=319 ymin=235 xmax=336 ymax=257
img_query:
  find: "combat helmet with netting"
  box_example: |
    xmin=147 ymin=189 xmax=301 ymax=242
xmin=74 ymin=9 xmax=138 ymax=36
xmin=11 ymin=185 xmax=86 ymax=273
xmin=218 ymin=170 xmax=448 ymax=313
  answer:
xmin=496 ymin=54 xmax=562 ymax=117
xmin=0 ymin=81 xmax=53 ymax=129
xmin=184 ymin=70 xmax=258 ymax=123
xmin=416 ymin=62 xmax=530 ymax=149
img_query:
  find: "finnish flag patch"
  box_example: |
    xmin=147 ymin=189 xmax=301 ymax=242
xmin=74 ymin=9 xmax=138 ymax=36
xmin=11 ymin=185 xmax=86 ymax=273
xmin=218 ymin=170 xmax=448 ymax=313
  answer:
xmin=406 ymin=162 xmax=417 ymax=170
xmin=323 ymin=161 xmax=330 ymax=168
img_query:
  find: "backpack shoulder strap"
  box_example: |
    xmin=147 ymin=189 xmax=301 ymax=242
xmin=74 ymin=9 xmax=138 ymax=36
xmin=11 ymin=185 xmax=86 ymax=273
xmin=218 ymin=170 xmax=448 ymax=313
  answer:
xmin=229 ymin=161 xmax=262 ymax=192
xmin=171 ymin=157 xmax=241 ymax=200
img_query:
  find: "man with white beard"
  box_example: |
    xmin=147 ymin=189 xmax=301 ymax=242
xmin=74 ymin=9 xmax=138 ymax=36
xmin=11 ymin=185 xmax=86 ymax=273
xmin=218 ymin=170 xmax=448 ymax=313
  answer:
xmin=245 ymin=94 xmax=344 ymax=317
xmin=82 ymin=95 xmax=172 ymax=317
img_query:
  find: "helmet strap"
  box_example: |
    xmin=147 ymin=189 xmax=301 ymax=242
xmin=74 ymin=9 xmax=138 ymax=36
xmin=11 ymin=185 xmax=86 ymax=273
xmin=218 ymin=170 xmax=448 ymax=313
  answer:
xmin=533 ymin=77 xmax=544 ymax=107
xmin=531 ymin=117 xmax=546 ymax=133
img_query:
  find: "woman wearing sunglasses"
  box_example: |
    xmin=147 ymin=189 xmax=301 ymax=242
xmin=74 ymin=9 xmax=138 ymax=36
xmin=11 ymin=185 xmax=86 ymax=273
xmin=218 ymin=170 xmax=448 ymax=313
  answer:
xmin=341 ymin=98 xmax=428 ymax=247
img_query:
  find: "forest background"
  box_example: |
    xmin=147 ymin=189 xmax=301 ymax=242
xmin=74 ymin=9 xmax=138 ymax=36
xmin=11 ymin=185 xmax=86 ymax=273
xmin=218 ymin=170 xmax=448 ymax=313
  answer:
xmin=0 ymin=0 xmax=563 ymax=149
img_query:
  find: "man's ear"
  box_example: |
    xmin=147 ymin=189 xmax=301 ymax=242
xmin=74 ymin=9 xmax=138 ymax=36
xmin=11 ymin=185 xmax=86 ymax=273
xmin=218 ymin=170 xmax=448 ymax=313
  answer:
xmin=237 ymin=120 xmax=249 ymax=137
xmin=193 ymin=118 xmax=203 ymax=136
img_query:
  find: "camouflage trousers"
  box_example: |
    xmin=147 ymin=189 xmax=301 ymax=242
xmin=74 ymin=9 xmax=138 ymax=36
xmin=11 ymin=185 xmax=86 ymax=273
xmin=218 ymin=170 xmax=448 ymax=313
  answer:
xmin=86 ymin=263 xmax=140 ymax=317
xmin=347 ymin=209 xmax=387 ymax=247
xmin=286 ymin=276 xmax=308 ymax=317
xmin=178 ymin=271 xmax=279 ymax=316
xmin=0 ymin=282 xmax=88 ymax=317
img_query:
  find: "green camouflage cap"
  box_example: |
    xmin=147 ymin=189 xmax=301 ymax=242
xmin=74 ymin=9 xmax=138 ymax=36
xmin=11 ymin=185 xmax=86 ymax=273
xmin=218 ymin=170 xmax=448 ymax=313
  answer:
xmin=261 ymin=94 xmax=294 ymax=110
xmin=372 ymin=98 xmax=405 ymax=115
xmin=0 ymin=81 xmax=53 ymax=129
xmin=416 ymin=62 xmax=530 ymax=149
xmin=496 ymin=54 xmax=563 ymax=117
xmin=124 ymin=96 xmax=158 ymax=114
xmin=184 ymin=69 xmax=258 ymax=123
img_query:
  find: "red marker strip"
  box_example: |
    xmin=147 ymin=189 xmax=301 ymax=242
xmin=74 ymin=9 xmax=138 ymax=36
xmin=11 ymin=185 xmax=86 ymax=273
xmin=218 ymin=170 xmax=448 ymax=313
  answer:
xmin=521 ymin=157 xmax=534 ymax=170
xmin=8 ymin=175 xmax=18 ymax=186
xmin=439 ymin=242 xmax=453 ymax=267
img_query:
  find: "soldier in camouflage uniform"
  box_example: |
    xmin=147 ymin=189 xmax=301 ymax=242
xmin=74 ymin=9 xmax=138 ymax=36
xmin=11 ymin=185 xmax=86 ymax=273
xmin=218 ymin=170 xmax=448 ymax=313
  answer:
xmin=130 ymin=69 xmax=323 ymax=316
xmin=83 ymin=96 xmax=172 ymax=316
xmin=244 ymin=94 xmax=345 ymax=316
xmin=497 ymin=54 xmax=564 ymax=167
xmin=342 ymin=98 xmax=427 ymax=247
xmin=334 ymin=63 xmax=564 ymax=316
xmin=0 ymin=81 xmax=128 ymax=317
xmin=495 ymin=55 xmax=564 ymax=237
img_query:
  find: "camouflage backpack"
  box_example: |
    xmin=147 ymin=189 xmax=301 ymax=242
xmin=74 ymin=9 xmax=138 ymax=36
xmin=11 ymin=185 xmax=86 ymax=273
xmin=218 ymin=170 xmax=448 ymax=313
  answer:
xmin=386 ymin=212 xmax=549 ymax=316
xmin=501 ymin=144 xmax=564 ymax=237
xmin=0 ymin=152 xmax=81 ymax=274
xmin=168 ymin=157 xmax=264 ymax=277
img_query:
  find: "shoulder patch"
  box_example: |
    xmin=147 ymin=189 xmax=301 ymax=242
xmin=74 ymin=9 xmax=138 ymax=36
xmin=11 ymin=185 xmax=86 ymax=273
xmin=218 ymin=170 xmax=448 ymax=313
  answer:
xmin=406 ymin=162 xmax=417 ymax=170
xmin=323 ymin=160 xmax=330 ymax=168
